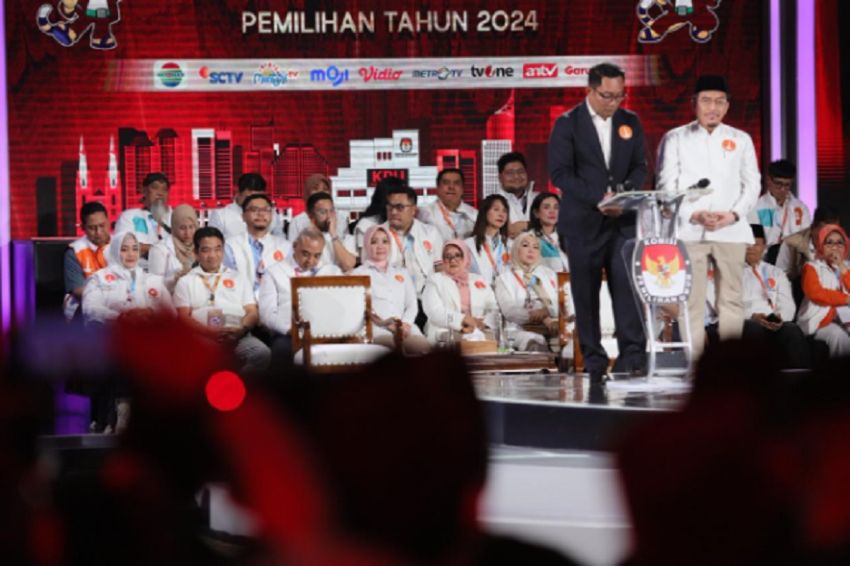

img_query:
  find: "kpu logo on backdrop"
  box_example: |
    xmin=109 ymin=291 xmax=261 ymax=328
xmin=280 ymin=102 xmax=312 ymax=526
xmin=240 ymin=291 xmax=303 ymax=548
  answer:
xmin=36 ymin=0 xmax=121 ymax=50
xmin=310 ymin=65 xmax=350 ymax=87
xmin=154 ymin=61 xmax=187 ymax=89
xmin=253 ymin=63 xmax=296 ymax=87
xmin=522 ymin=63 xmax=558 ymax=79
xmin=199 ymin=66 xmax=243 ymax=85
xmin=470 ymin=65 xmax=514 ymax=78
xmin=411 ymin=67 xmax=463 ymax=80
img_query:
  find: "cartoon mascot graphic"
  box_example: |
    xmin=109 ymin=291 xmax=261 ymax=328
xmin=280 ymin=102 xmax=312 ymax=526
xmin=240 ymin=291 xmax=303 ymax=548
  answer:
xmin=637 ymin=0 xmax=722 ymax=44
xmin=36 ymin=0 xmax=121 ymax=50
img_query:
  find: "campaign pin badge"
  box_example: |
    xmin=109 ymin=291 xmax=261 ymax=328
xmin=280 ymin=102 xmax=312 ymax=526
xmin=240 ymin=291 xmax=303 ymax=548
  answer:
xmin=618 ymin=125 xmax=633 ymax=140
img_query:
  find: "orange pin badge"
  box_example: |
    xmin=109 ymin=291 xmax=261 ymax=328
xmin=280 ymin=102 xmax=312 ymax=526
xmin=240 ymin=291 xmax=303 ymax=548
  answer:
xmin=722 ymin=139 xmax=736 ymax=152
xmin=394 ymin=274 xmax=405 ymax=283
xmin=618 ymin=125 xmax=633 ymax=140
xmin=223 ymin=279 xmax=235 ymax=289
xmin=273 ymin=250 xmax=284 ymax=262
xmin=474 ymin=280 xmax=486 ymax=289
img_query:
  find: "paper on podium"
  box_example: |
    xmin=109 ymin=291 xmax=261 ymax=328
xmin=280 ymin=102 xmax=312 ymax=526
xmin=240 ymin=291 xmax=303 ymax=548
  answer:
xmin=597 ymin=188 xmax=713 ymax=211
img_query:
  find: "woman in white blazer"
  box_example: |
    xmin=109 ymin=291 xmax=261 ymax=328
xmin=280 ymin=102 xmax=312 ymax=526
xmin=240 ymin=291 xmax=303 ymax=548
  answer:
xmin=83 ymin=231 xmax=174 ymax=325
xmin=465 ymin=194 xmax=512 ymax=286
xmin=529 ymin=192 xmax=570 ymax=274
xmin=494 ymin=232 xmax=561 ymax=352
xmin=352 ymin=224 xmax=430 ymax=354
xmin=148 ymin=204 xmax=199 ymax=293
xmin=422 ymin=240 xmax=499 ymax=344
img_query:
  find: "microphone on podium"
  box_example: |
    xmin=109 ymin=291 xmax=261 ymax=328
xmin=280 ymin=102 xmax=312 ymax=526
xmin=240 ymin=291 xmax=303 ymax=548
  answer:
xmin=687 ymin=178 xmax=710 ymax=191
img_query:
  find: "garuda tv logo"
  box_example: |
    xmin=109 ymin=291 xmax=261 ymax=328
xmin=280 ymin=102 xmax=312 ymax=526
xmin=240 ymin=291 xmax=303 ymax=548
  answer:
xmin=637 ymin=0 xmax=721 ymax=44
xmin=36 ymin=0 xmax=121 ymax=50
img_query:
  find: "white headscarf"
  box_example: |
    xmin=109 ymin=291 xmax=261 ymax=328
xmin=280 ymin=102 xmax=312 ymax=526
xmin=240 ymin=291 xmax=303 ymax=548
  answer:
xmin=105 ymin=231 xmax=144 ymax=282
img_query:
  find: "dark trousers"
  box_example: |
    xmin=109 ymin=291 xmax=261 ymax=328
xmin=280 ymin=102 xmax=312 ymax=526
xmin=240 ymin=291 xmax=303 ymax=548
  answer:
xmin=742 ymin=319 xmax=813 ymax=369
xmin=565 ymin=231 xmax=646 ymax=375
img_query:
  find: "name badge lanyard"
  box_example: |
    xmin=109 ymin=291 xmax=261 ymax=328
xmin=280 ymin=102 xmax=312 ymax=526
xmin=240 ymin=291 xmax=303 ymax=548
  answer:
xmin=437 ymin=201 xmax=458 ymax=238
xmin=512 ymin=270 xmax=536 ymax=309
xmin=751 ymin=265 xmax=775 ymax=312
xmin=200 ymin=273 xmax=223 ymax=306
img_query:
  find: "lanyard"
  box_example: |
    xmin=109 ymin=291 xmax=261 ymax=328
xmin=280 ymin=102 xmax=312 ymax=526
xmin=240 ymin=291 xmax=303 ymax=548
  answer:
xmin=437 ymin=201 xmax=457 ymax=237
xmin=751 ymin=265 xmax=775 ymax=310
xmin=777 ymin=203 xmax=789 ymax=241
xmin=389 ymin=229 xmax=412 ymax=266
xmin=200 ymin=273 xmax=222 ymax=306
xmin=512 ymin=269 xmax=538 ymax=309
xmin=126 ymin=273 xmax=137 ymax=303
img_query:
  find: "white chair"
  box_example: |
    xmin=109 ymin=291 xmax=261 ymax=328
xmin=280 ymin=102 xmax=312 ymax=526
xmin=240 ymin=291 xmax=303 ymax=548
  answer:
xmin=291 ymin=275 xmax=392 ymax=371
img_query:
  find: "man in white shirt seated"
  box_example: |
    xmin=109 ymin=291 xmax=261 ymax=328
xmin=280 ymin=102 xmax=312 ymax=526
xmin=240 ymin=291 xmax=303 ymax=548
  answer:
xmin=495 ymin=152 xmax=541 ymax=238
xmin=417 ymin=168 xmax=478 ymax=241
xmin=224 ymin=194 xmax=292 ymax=297
xmin=384 ymin=185 xmax=443 ymax=298
xmin=287 ymin=173 xmax=349 ymax=241
xmin=748 ymin=159 xmax=811 ymax=253
xmin=114 ymin=172 xmax=172 ymax=262
xmin=741 ymin=224 xmax=811 ymax=368
xmin=258 ymin=227 xmax=342 ymax=364
xmin=304 ymin=192 xmax=357 ymax=272
xmin=173 ymin=227 xmax=271 ymax=375
xmin=207 ymin=173 xmax=284 ymax=238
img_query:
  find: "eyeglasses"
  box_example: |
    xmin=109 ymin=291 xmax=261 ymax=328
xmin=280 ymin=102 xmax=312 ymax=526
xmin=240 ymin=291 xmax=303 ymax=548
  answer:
xmin=386 ymin=203 xmax=413 ymax=212
xmin=501 ymin=168 xmax=527 ymax=177
xmin=594 ymin=89 xmax=626 ymax=102
xmin=769 ymin=178 xmax=793 ymax=189
xmin=824 ymin=239 xmax=845 ymax=247
xmin=246 ymin=207 xmax=273 ymax=215
xmin=443 ymin=253 xmax=463 ymax=262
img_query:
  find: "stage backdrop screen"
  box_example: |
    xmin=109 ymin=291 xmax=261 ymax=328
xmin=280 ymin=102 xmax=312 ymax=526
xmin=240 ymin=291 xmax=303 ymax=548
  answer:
xmin=4 ymin=1 xmax=763 ymax=238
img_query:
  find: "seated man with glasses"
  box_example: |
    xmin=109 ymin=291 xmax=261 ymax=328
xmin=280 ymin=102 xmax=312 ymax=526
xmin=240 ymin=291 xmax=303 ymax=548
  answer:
xmin=224 ymin=194 xmax=292 ymax=298
xmin=495 ymin=152 xmax=541 ymax=238
xmin=748 ymin=159 xmax=811 ymax=251
xmin=382 ymin=184 xmax=443 ymax=306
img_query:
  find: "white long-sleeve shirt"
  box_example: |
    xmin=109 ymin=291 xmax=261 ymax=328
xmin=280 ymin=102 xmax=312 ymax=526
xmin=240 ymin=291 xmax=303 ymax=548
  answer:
xmin=743 ymin=261 xmax=796 ymax=321
xmin=421 ymin=271 xmax=498 ymax=343
xmin=207 ymin=202 xmax=284 ymax=239
xmin=148 ymin=235 xmax=188 ymax=293
xmin=225 ymin=231 xmax=292 ymax=296
xmin=494 ymin=265 xmax=560 ymax=324
xmin=465 ymin=235 xmax=512 ymax=287
xmin=352 ymin=263 xmax=422 ymax=338
xmin=656 ymin=121 xmax=761 ymax=243
xmin=257 ymin=259 xmax=341 ymax=336
xmin=114 ymin=207 xmax=172 ymax=247
xmin=417 ymin=200 xmax=478 ymax=241
xmin=494 ymin=187 xmax=541 ymax=224
xmin=82 ymin=266 xmax=173 ymax=324
xmin=747 ymin=193 xmax=811 ymax=247
xmin=384 ymin=220 xmax=443 ymax=296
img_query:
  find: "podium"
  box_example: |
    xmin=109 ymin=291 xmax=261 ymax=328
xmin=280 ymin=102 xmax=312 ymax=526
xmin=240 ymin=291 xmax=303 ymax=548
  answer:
xmin=598 ymin=189 xmax=712 ymax=378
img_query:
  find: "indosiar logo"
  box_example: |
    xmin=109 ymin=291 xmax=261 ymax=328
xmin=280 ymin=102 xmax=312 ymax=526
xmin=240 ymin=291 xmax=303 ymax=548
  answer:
xmin=155 ymin=61 xmax=186 ymax=89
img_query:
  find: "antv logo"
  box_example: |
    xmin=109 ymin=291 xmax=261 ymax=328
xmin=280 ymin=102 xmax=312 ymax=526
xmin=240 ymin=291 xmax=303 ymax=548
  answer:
xmin=470 ymin=65 xmax=514 ymax=78
xmin=522 ymin=63 xmax=558 ymax=79
xmin=359 ymin=66 xmax=403 ymax=82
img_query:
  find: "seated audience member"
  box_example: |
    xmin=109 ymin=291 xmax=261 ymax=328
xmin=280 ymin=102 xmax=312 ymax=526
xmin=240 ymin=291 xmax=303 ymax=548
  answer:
xmin=114 ymin=172 xmax=172 ymax=261
xmin=174 ymin=227 xmax=271 ymax=374
xmin=422 ymin=240 xmax=498 ymax=344
xmin=466 ymin=194 xmax=511 ymax=286
xmin=64 ymin=201 xmax=110 ymax=320
xmin=797 ymin=224 xmax=850 ymax=357
xmin=495 ymin=152 xmax=541 ymax=238
xmin=287 ymin=174 xmax=349 ymax=241
xmin=742 ymin=224 xmax=811 ymax=368
xmin=529 ymin=192 xmax=570 ymax=273
xmin=303 ymin=192 xmax=357 ymax=272
xmin=82 ymin=231 xmax=173 ymax=325
xmin=148 ymin=204 xmax=198 ymax=293
xmin=749 ymin=159 xmax=811 ymax=249
xmin=495 ymin=233 xmax=560 ymax=352
xmin=352 ymin=175 xmax=399 ymax=254
xmin=224 ymin=194 xmax=292 ymax=296
xmin=417 ymin=168 xmax=478 ymax=240
xmin=384 ymin=184 xmax=443 ymax=298
xmin=208 ymin=172 xmax=283 ymax=238
xmin=258 ymin=228 xmax=342 ymax=364
xmin=776 ymin=206 xmax=840 ymax=280
xmin=352 ymin=225 xmax=430 ymax=354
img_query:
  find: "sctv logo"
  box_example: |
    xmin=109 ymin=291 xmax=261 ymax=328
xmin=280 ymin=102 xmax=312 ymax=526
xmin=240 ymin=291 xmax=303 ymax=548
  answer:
xmin=310 ymin=65 xmax=349 ymax=87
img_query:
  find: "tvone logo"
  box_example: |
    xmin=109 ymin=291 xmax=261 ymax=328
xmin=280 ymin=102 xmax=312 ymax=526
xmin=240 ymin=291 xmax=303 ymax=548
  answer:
xmin=470 ymin=65 xmax=515 ymax=78
xmin=199 ymin=66 xmax=243 ymax=84
xmin=310 ymin=65 xmax=350 ymax=87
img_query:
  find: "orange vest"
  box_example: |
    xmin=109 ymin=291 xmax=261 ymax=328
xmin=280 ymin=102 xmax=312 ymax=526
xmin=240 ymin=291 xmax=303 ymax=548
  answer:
xmin=70 ymin=237 xmax=108 ymax=278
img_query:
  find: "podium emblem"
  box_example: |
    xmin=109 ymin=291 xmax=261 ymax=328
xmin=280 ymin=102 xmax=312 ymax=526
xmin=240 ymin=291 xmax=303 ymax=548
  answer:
xmin=632 ymin=238 xmax=692 ymax=304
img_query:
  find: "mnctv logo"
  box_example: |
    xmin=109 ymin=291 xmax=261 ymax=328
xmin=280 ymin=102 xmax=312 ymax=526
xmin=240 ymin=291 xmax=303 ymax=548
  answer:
xmin=522 ymin=63 xmax=558 ymax=79
xmin=470 ymin=65 xmax=515 ymax=78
